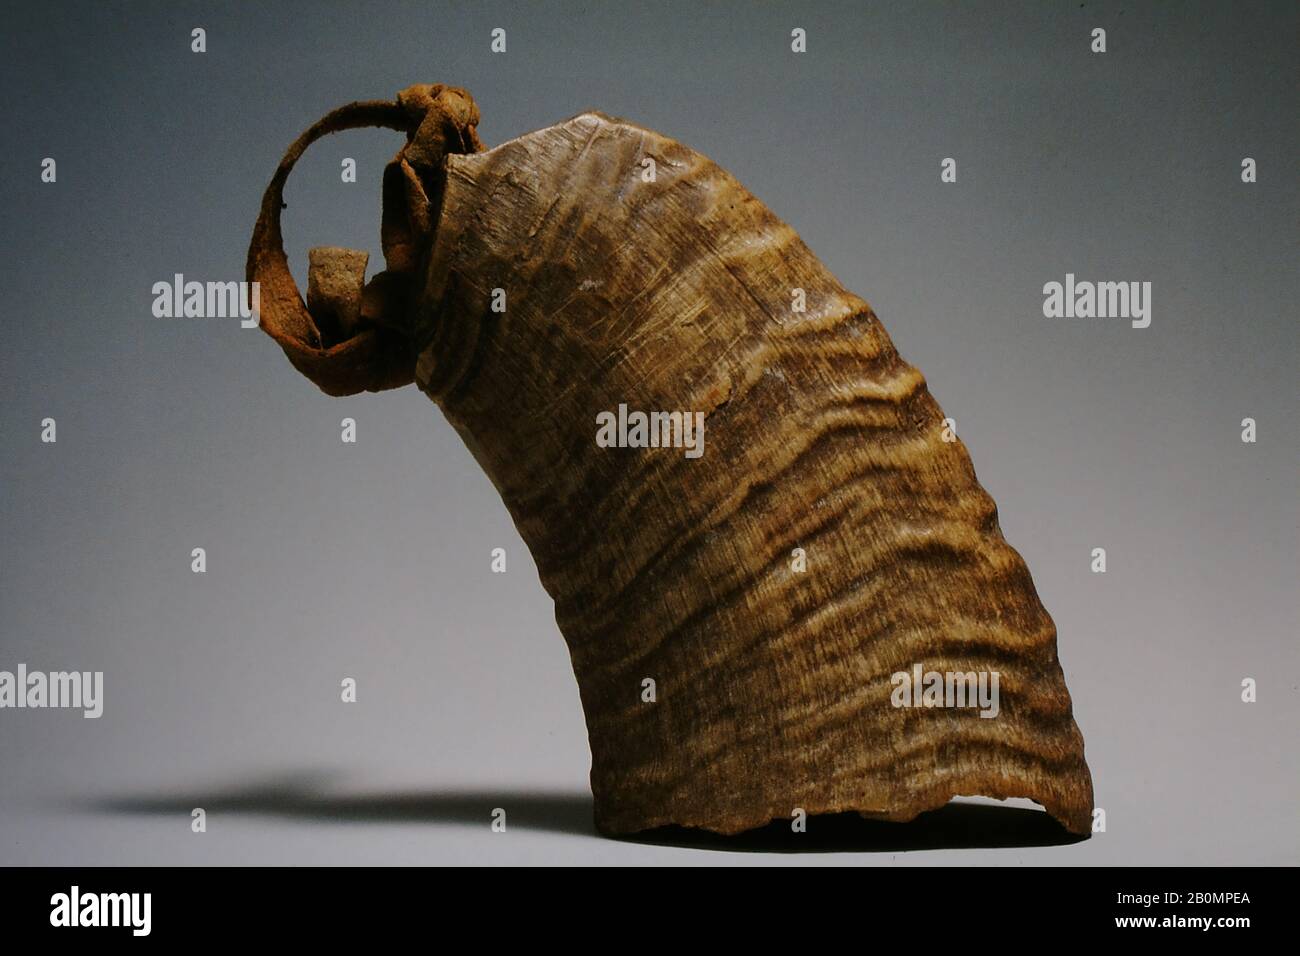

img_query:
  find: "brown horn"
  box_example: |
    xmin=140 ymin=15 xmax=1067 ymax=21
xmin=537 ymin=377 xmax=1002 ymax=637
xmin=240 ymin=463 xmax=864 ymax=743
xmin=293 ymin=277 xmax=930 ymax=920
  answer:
xmin=251 ymin=89 xmax=1094 ymax=837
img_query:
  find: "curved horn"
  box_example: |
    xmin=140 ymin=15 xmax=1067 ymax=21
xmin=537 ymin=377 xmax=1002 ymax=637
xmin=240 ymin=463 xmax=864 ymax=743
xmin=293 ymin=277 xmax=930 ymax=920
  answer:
xmin=250 ymin=92 xmax=1095 ymax=838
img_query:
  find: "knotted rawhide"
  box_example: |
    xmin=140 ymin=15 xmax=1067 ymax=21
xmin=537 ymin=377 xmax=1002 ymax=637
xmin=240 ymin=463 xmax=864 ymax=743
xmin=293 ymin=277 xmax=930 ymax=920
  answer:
xmin=247 ymin=84 xmax=483 ymax=395
xmin=250 ymin=84 xmax=1094 ymax=837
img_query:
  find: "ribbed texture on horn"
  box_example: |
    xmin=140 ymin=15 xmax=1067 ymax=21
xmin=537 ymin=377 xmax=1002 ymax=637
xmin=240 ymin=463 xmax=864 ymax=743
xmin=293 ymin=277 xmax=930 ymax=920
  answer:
xmin=412 ymin=112 xmax=1094 ymax=836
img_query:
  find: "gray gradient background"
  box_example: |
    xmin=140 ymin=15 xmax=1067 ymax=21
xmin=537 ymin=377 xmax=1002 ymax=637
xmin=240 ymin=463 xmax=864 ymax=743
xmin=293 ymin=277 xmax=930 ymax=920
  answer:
xmin=1 ymin=0 xmax=1295 ymax=865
